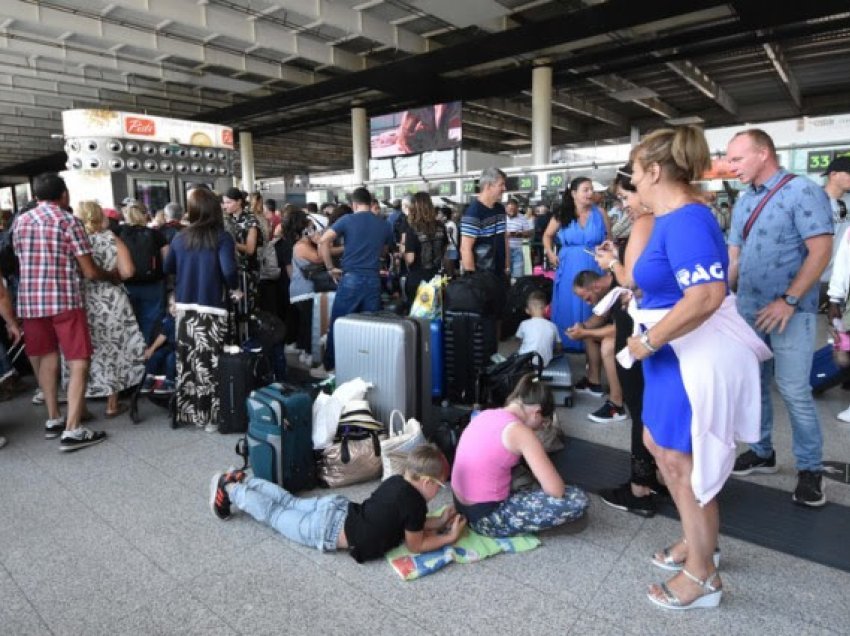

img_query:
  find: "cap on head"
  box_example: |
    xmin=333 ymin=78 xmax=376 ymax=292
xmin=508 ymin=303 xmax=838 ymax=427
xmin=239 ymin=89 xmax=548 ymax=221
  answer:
xmin=823 ymin=156 xmax=850 ymax=176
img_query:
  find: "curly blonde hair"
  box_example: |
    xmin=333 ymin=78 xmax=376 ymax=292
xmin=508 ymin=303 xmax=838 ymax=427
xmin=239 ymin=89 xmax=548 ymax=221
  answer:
xmin=76 ymin=200 xmax=105 ymax=235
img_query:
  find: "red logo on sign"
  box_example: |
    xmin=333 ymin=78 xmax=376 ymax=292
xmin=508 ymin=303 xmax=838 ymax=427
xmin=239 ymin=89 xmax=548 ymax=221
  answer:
xmin=222 ymin=129 xmax=233 ymax=146
xmin=125 ymin=117 xmax=156 ymax=136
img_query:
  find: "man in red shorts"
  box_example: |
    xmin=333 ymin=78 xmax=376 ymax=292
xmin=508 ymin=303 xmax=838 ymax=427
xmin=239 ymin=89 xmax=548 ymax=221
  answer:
xmin=14 ymin=173 xmax=121 ymax=451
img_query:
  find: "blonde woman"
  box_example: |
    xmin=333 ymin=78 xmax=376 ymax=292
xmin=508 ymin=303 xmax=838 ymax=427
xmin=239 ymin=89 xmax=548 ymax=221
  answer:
xmin=73 ymin=201 xmax=146 ymax=417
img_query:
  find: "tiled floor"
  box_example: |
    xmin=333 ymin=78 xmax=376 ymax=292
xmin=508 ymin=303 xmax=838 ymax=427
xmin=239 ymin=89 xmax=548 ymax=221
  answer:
xmin=1 ymin=346 xmax=849 ymax=634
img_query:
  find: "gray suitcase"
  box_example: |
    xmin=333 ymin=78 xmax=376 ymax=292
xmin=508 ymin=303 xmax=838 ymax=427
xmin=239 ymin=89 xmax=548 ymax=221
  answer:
xmin=541 ymin=356 xmax=574 ymax=407
xmin=334 ymin=313 xmax=432 ymax=426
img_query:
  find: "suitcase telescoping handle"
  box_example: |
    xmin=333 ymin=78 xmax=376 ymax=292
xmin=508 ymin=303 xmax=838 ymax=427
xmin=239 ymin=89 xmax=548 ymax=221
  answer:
xmin=235 ymin=437 xmax=249 ymax=471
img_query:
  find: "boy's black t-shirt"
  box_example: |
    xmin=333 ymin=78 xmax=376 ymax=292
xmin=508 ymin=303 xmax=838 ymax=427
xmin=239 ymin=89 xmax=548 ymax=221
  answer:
xmin=344 ymin=475 xmax=427 ymax=563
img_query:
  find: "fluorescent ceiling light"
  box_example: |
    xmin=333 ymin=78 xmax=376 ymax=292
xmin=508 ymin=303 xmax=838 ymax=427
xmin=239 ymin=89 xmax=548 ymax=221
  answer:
xmin=666 ymin=115 xmax=705 ymax=125
xmin=609 ymin=87 xmax=658 ymax=102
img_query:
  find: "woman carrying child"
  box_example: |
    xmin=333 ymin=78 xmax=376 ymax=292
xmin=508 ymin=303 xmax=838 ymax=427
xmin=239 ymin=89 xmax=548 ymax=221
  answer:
xmin=211 ymin=445 xmax=466 ymax=562
xmin=451 ymin=374 xmax=589 ymax=537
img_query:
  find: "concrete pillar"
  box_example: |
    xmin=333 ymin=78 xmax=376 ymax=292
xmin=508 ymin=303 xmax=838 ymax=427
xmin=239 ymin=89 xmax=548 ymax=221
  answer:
xmin=532 ymin=62 xmax=552 ymax=166
xmin=239 ymin=131 xmax=255 ymax=191
xmin=351 ymin=106 xmax=369 ymax=185
xmin=630 ymin=125 xmax=640 ymax=148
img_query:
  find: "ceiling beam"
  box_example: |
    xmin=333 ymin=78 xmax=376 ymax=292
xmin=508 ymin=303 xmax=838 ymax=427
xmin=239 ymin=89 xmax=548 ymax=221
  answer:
xmin=761 ymin=42 xmax=801 ymax=111
xmin=469 ymin=97 xmax=579 ymax=132
xmin=586 ymin=73 xmax=678 ymax=119
xmin=664 ymin=59 xmax=738 ymax=115
xmin=534 ymin=89 xmax=626 ymax=127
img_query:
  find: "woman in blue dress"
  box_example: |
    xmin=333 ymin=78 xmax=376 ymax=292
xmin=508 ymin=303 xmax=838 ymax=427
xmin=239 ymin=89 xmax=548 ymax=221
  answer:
xmin=543 ymin=177 xmax=610 ymax=365
xmin=625 ymin=126 xmax=768 ymax=611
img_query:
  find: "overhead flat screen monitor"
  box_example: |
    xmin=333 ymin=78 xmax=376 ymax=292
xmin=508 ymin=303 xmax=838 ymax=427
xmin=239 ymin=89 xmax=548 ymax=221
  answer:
xmin=370 ymin=102 xmax=462 ymax=159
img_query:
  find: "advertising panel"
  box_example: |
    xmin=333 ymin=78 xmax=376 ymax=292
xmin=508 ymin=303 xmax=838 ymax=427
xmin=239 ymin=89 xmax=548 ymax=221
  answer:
xmin=370 ymin=102 xmax=462 ymax=159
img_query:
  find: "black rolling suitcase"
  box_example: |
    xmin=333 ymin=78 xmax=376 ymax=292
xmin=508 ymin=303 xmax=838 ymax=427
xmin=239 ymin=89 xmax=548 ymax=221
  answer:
xmin=444 ymin=310 xmax=498 ymax=404
xmin=217 ymin=349 xmax=269 ymax=433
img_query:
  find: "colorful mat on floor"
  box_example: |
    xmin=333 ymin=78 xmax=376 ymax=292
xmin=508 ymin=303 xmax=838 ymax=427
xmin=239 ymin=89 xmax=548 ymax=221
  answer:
xmin=385 ymin=512 xmax=540 ymax=580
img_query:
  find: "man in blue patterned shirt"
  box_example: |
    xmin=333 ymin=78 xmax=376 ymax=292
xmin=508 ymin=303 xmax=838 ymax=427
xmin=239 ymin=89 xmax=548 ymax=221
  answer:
xmin=726 ymin=129 xmax=833 ymax=507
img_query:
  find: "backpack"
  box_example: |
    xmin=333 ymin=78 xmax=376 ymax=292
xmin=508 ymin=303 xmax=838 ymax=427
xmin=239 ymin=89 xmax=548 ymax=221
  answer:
xmin=444 ymin=270 xmax=506 ymax=317
xmin=0 ymin=228 xmax=18 ymax=277
xmin=259 ymin=238 xmax=281 ymax=281
xmin=121 ymin=227 xmax=162 ymax=283
xmin=477 ymin=352 xmax=544 ymax=408
xmin=0 ymin=210 xmax=22 ymax=277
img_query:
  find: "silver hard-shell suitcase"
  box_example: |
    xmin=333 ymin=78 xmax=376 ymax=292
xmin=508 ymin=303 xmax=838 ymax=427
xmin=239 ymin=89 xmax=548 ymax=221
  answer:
xmin=541 ymin=356 xmax=574 ymax=407
xmin=334 ymin=313 xmax=432 ymax=426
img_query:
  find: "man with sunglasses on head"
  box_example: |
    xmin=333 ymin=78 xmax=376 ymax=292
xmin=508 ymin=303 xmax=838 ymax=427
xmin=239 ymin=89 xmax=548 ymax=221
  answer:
xmin=821 ymin=157 xmax=850 ymax=286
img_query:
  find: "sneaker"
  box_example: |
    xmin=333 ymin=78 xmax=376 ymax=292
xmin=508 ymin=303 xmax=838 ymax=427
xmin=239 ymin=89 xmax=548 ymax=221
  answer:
xmin=599 ymin=482 xmax=656 ymax=517
xmin=837 ymin=406 xmax=850 ymax=423
xmin=44 ymin=417 xmax=66 ymax=439
xmin=32 ymin=389 xmax=68 ymax=406
xmin=209 ymin=469 xmax=246 ymax=520
xmin=0 ymin=436 xmax=6 ymax=449
xmin=139 ymin=374 xmax=157 ymax=394
xmin=209 ymin=472 xmax=232 ymax=520
xmin=587 ymin=400 xmax=628 ymax=423
xmin=732 ymin=449 xmax=778 ymax=476
xmin=284 ymin=343 xmax=300 ymax=354
xmin=59 ymin=427 xmax=107 ymax=452
xmin=575 ymin=377 xmax=604 ymax=398
xmin=309 ymin=365 xmax=331 ymax=379
xmin=204 ymin=422 xmax=219 ymax=433
xmin=793 ymin=470 xmax=826 ymax=507
xmin=153 ymin=378 xmax=175 ymax=395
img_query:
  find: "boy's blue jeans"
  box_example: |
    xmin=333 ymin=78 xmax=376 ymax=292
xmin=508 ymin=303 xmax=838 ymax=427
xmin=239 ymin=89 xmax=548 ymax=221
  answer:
xmin=145 ymin=347 xmax=176 ymax=380
xmin=230 ymin=478 xmax=349 ymax=552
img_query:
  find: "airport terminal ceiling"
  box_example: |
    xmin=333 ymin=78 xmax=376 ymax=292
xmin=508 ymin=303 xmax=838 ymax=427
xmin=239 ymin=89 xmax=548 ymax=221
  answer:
xmin=1 ymin=0 xmax=850 ymax=179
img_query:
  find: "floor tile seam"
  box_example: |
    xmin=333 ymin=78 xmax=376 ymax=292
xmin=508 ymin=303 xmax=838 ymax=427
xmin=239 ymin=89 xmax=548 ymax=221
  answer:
xmin=742 ymin=593 xmax=843 ymax=634
xmin=241 ymin=538 xmax=440 ymax=632
xmin=10 ymin=462 xmax=181 ymax=598
xmin=0 ymin=558 xmax=57 ymax=635
xmin=169 ymin=585 xmax=244 ymax=636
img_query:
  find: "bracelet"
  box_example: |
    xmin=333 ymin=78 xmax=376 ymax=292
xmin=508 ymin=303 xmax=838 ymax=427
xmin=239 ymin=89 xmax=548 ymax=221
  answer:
xmin=639 ymin=332 xmax=657 ymax=353
xmin=607 ymin=258 xmax=619 ymax=273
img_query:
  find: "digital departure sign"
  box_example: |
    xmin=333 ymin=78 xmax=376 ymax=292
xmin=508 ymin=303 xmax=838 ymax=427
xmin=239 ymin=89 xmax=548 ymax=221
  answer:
xmin=547 ymin=172 xmax=566 ymax=189
xmin=430 ymin=181 xmax=457 ymax=196
xmin=505 ymin=175 xmax=538 ymax=191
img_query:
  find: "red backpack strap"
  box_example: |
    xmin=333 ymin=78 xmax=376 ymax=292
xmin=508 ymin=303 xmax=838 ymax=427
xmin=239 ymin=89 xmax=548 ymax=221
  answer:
xmin=742 ymin=173 xmax=796 ymax=241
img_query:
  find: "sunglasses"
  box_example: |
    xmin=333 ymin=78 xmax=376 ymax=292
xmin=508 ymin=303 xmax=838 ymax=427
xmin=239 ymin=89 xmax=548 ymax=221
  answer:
xmin=426 ymin=476 xmax=448 ymax=489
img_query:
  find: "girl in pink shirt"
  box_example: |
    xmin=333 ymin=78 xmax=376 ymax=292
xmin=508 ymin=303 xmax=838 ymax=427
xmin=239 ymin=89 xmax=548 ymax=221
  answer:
xmin=451 ymin=374 xmax=588 ymax=537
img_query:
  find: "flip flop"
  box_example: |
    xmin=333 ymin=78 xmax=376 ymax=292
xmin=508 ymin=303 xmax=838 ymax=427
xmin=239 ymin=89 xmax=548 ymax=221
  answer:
xmin=105 ymin=403 xmax=129 ymax=419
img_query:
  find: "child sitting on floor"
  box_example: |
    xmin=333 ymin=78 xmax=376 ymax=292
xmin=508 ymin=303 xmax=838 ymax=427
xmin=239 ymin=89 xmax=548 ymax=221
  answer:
xmin=140 ymin=292 xmax=176 ymax=393
xmin=210 ymin=444 xmax=467 ymax=562
xmin=516 ymin=290 xmax=561 ymax=366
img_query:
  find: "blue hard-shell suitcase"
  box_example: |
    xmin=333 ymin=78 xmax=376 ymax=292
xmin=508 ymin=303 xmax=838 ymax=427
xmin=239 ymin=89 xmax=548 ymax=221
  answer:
xmin=431 ymin=319 xmax=444 ymax=399
xmin=811 ymin=345 xmax=848 ymax=394
xmin=245 ymin=383 xmax=315 ymax=492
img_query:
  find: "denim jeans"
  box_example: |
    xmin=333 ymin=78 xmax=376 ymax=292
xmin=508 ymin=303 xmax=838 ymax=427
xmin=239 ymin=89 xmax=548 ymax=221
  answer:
xmin=466 ymin=486 xmax=589 ymax=538
xmin=323 ymin=272 xmax=381 ymax=370
xmin=145 ymin=346 xmax=175 ymax=380
xmin=230 ymin=478 xmax=349 ymax=552
xmin=509 ymin=247 xmax=525 ymax=278
xmin=748 ymin=311 xmax=823 ymax=471
xmin=125 ymin=281 xmax=165 ymax=344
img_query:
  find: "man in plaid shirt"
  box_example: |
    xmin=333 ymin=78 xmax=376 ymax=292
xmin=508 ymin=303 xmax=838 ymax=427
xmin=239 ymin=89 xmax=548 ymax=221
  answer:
xmin=14 ymin=173 xmax=121 ymax=452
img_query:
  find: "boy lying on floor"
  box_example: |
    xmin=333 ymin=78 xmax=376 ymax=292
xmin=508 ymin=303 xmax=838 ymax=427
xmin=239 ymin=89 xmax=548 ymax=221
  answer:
xmin=210 ymin=444 xmax=467 ymax=562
